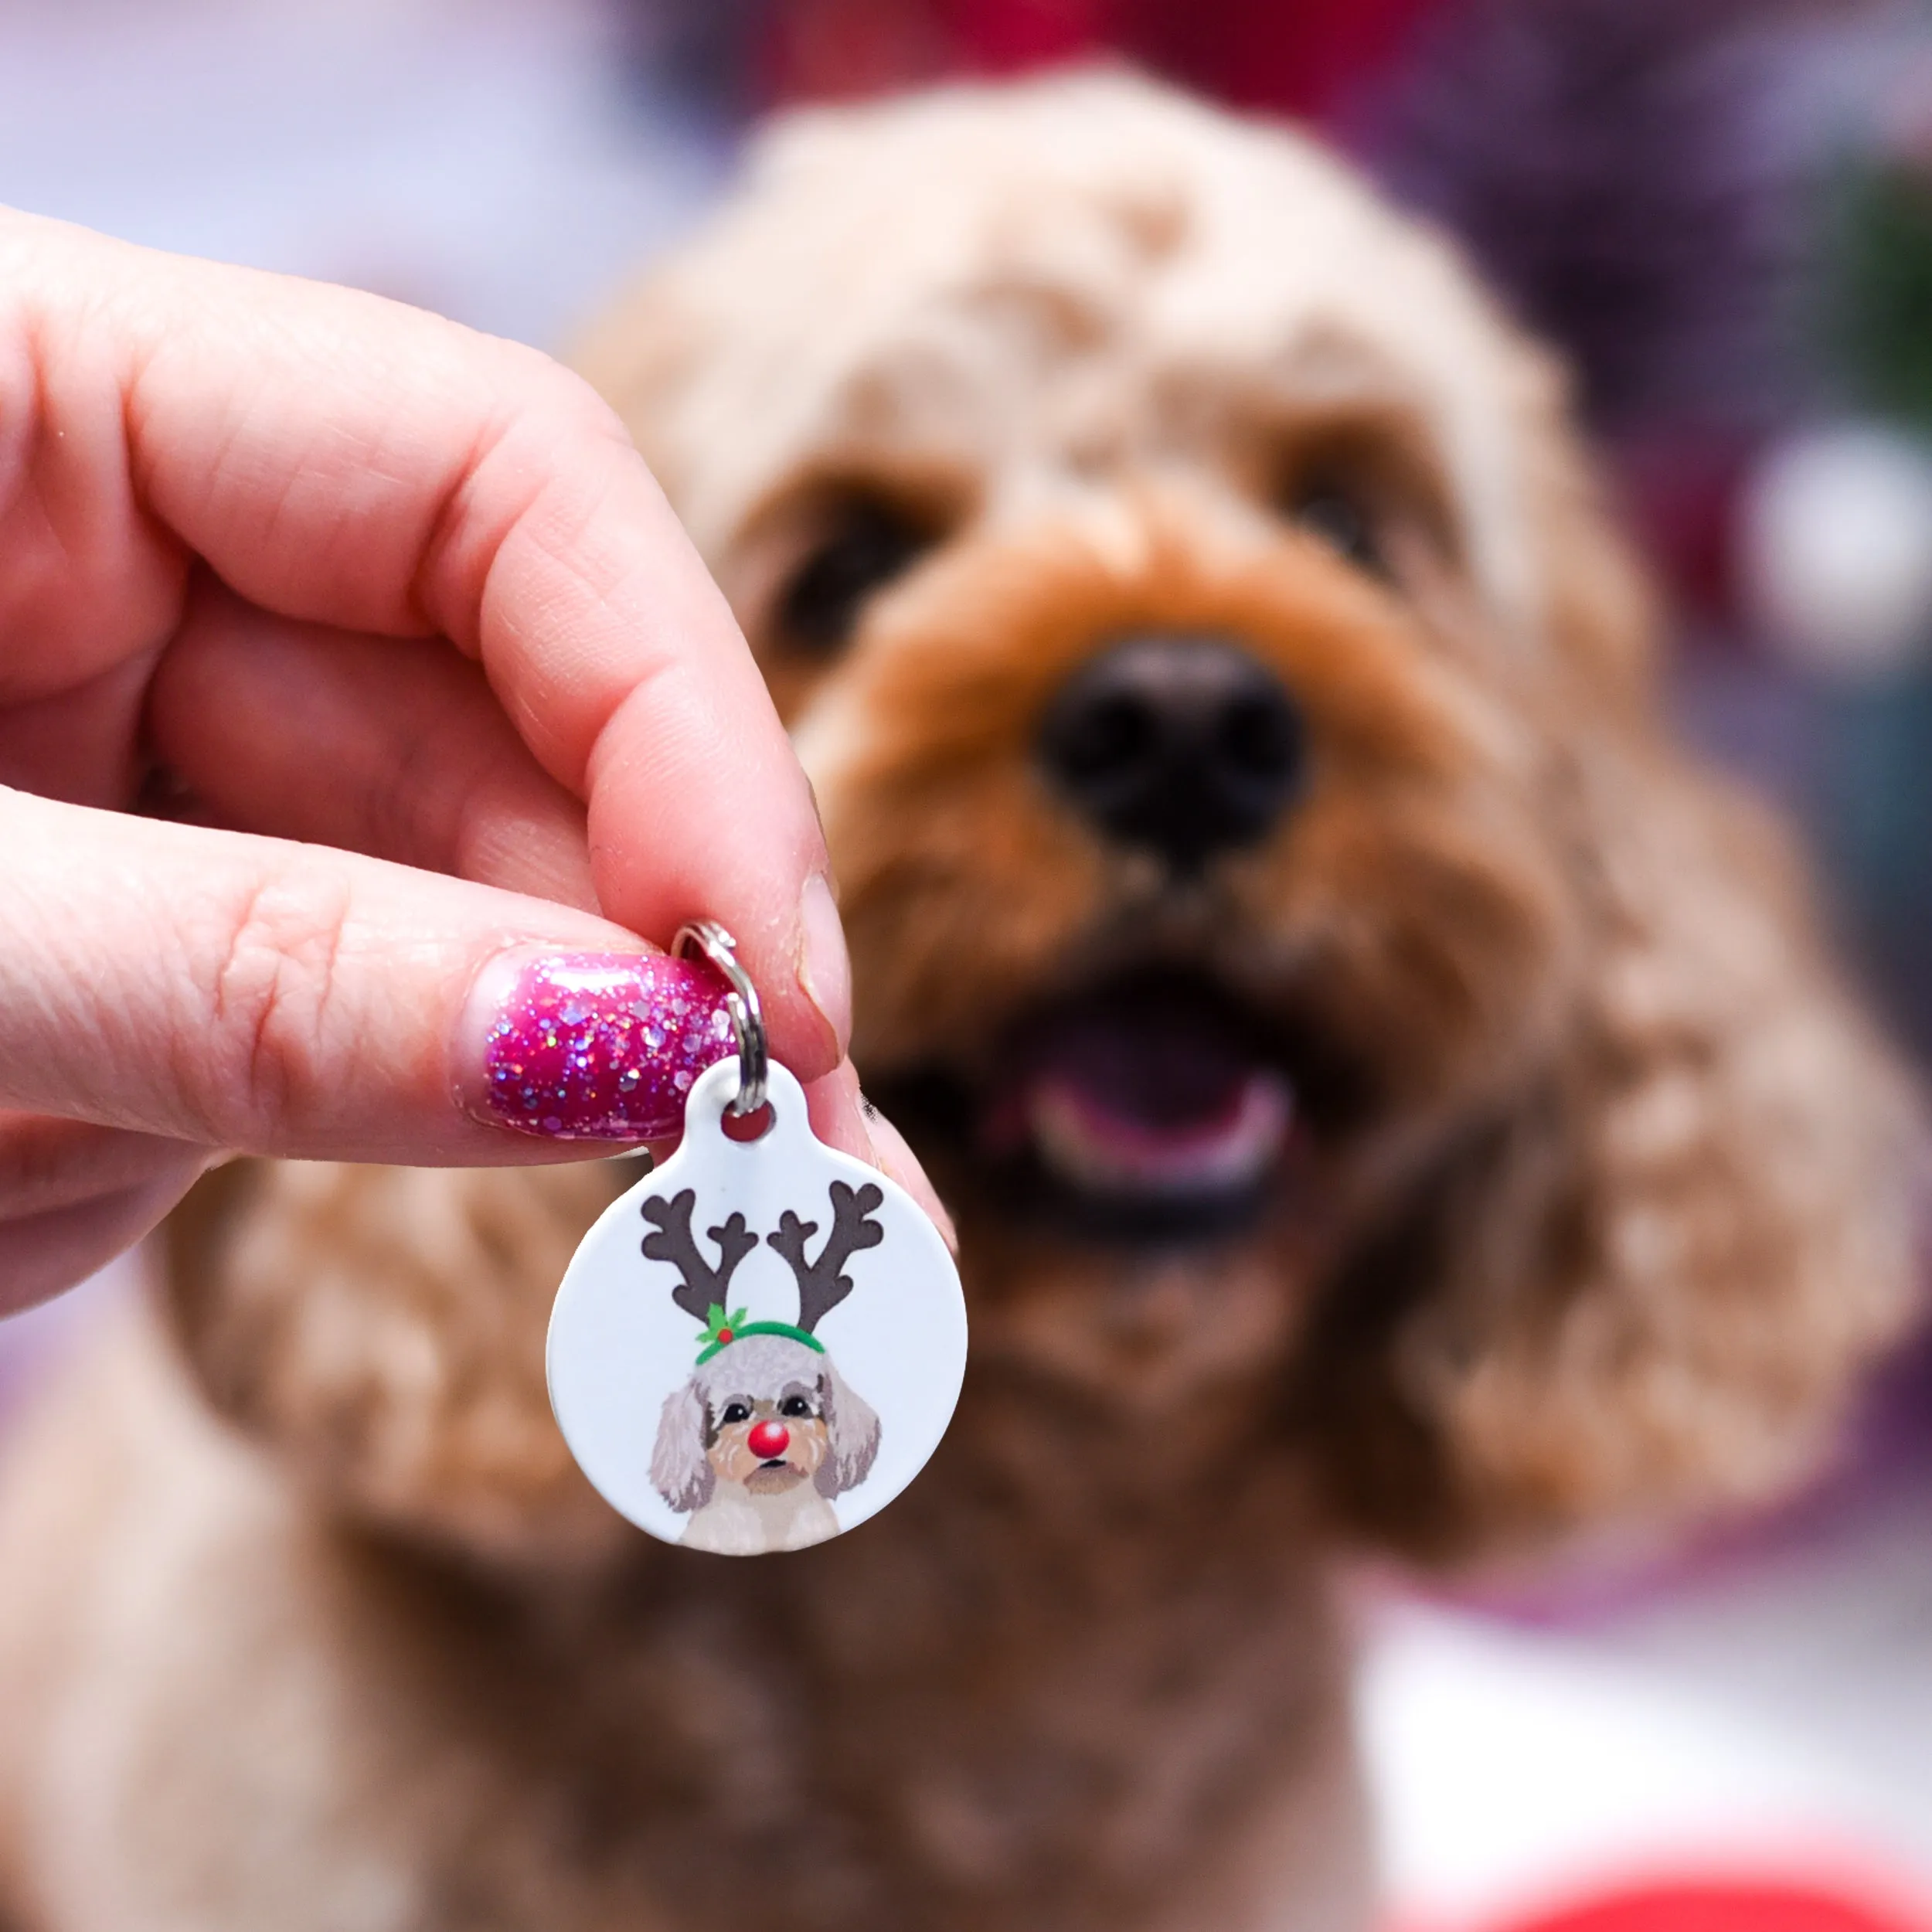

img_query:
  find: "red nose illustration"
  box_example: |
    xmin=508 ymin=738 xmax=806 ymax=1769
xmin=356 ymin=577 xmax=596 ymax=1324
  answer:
xmin=747 ymin=1420 xmax=791 ymax=1461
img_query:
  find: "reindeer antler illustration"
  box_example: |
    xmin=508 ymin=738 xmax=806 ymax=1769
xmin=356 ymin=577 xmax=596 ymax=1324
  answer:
xmin=766 ymin=1181 xmax=885 ymax=1333
xmin=641 ymin=1190 xmax=757 ymax=1322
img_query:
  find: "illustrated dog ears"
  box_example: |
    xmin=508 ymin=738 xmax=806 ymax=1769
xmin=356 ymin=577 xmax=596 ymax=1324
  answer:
xmin=649 ymin=1379 xmax=716 ymax=1514
xmin=815 ymin=1356 xmax=883 ymax=1500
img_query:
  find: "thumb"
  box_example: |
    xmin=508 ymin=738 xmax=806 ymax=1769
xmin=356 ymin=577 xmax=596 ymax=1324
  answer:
xmin=0 ymin=787 xmax=760 ymax=1162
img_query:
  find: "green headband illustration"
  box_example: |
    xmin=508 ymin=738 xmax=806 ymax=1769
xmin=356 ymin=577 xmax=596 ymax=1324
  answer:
xmin=641 ymin=1182 xmax=886 ymax=1362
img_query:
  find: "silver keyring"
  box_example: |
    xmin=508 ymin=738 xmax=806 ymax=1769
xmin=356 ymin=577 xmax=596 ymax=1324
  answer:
xmin=672 ymin=920 xmax=769 ymax=1117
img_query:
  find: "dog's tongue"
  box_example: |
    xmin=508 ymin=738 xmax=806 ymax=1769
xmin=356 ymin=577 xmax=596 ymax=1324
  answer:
xmin=990 ymin=981 xmax=1292 ymax=1198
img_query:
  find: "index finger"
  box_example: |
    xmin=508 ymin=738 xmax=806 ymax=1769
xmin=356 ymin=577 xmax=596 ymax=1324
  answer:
xmin=0 ymin=206 xmax=849 ymax=1083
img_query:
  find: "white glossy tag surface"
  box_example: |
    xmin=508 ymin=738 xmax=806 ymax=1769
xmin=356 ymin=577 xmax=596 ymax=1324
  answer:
xmin=548 ymin=1060 xmax=967 ymax=1555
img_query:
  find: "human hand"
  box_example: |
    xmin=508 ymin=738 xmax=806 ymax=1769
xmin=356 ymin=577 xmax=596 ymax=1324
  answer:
xmin=0 ymin=207 xmax=940 ymax=1314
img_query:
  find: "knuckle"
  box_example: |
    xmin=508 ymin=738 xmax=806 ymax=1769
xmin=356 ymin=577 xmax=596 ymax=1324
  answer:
xmin=485 ymin=336 xmax=623 ymax=444
xmin=527 ymin=352 xmax=627 ymax=437
xmin=194 ymin=868 xmax=355 ymax=1145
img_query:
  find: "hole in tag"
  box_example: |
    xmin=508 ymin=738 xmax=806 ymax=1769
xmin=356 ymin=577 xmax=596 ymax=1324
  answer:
xmin=721 ymin=1101 xmax=776 ymax=1143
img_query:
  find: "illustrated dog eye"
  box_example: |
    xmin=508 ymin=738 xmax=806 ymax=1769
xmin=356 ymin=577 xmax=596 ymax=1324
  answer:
xmin=1284 ymin=481 xmax=1389 ymax=580
xmin=720 ymin=1400 xmax=752 ymax=1425
xmin=776 ymin=495 xmax=935 ymax=652
xmin=780 ymin=1395 xmax=815 ymax=1419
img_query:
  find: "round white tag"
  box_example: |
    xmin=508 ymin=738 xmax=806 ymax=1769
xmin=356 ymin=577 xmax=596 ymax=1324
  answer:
xmin=547 ymin=1060 xmax=968 ymax=1555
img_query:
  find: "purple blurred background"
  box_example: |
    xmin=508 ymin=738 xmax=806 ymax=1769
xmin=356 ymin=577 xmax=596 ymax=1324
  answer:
xmin=4 ymin=0 xmax=1932 ymax=1915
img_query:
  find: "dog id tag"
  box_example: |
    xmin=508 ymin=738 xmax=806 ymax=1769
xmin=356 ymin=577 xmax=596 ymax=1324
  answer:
xmin=547 ymin=928 xmax=967 ymax=1556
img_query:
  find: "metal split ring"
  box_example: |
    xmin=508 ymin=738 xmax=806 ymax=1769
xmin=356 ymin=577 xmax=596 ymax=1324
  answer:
xmin=672 ymin=920 xmax=769 ymax=1117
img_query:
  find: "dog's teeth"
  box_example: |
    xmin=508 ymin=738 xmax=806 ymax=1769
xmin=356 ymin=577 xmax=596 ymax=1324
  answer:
xmin=1026 ymin=1071 xmax=1291 ymax=1199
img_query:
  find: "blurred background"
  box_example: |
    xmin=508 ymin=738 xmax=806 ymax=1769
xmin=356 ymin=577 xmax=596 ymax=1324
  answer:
xmin=4 ymin=0 xmax=1932 ymax=1924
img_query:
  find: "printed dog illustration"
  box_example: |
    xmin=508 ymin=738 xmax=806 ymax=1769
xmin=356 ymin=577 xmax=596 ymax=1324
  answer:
xmin=645 ymin=1182 xmax=884 ymax=1553
xmin=0 ymin=73 xmax=1920 ymax=1932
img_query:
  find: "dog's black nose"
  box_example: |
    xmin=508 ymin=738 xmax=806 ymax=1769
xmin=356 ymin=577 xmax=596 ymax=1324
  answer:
xmin=1038 ymin=636 xmax=1306 ymax=872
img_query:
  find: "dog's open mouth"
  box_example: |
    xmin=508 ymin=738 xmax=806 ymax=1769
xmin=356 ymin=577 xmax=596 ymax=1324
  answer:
xmin=877 ymin=968 xmax=1350 ymax=1240
xmin=986 ymin=978 xmax=1292 ymax=1199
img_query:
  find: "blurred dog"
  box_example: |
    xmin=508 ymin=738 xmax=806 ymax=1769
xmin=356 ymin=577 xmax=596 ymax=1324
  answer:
xmin=0 ymin=73 xmax=1919 ymax=1932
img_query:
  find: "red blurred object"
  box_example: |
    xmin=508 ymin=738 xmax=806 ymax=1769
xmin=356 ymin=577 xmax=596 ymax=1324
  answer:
xmin=1613 ymin=431 xmax=1755 ymax=633
xmin=759 ymin=0 xmax=954 ymax=103
xmin=1100 ymin=0 xmax=1437 ymax=116
xmin=1486 ymin=1879 xmax=1930 ymax=1932
xmin=940 ymin=0 xmax=1107 ymax=70
xmin=757 ymin=0 xmax=1444 ymax=120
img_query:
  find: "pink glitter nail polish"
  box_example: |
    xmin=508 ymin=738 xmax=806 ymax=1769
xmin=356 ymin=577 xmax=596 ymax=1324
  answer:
xmin=481 ymin=953 xmax=737 ymax=1140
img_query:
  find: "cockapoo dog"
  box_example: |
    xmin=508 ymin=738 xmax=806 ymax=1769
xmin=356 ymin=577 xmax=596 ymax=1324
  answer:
xmin=644 ymin=1182 xmax=884 ymax=1553
xmin=653 ymin=1332 xmax=881 ymax=1554
xmin=0 ymin=73 xmax=1920 ymax=1932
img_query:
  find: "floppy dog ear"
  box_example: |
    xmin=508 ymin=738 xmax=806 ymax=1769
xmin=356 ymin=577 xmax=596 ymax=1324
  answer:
xmin=162 ymin=1158 xmax=638 ymax=1570
xmin=650 ymin=1381 xmax=716 ymax=1515
xmin=815 ymin=1359 xmax=883 ymax=1499
xmin=1294 ymin=385 xmax=1923 ymax=1564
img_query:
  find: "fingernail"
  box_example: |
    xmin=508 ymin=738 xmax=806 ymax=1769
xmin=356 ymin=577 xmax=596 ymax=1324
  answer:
xmin=462 ymin=951 xmax=736 ymax=1141
xmin=797 ymin=872 xmax=852 ymax=1055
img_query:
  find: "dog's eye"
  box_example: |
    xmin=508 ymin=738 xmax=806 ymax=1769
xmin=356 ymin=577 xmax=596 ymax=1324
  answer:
xmin=1285 ymin=481 xmax=1389 ymax=580
xmin=776 ymin=496 xmax=935 ymax=652
xmin=720 ymin=1401 xmax=751 ymax=1425
xmin=780 ymin=1395 xmax=814 ymax=1419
